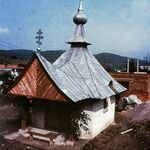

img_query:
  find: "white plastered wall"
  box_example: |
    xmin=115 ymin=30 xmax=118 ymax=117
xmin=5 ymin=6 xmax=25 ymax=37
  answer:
xmin=79 ymin=96 xmax=116 ymax=139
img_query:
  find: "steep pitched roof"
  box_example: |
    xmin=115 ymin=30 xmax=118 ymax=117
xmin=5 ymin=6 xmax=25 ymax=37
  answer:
xmin=8 ymin=51 xmax=126 ymax=102
xmin=8 ymin=53 xmax=68 ymax=102
xmin=52 ymin=48 xmax=126 ymax=102
xmin=7 ymin=0 xmax=126 ymax=102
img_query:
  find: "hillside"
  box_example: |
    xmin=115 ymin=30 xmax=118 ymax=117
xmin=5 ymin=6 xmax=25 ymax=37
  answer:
xmin=0 ymin=49 xmax=33 ymax=65
xmin=0 ymin=49 xmax=65 ymax=66
xmin=0 ymin=49 xmax=138 ymax=71
xmin=95 ymin=53 xmax=128 ymax=71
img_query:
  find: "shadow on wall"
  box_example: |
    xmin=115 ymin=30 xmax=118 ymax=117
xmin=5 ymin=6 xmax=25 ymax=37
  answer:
xmin=67 ymin=104 xmax=91 ymax=141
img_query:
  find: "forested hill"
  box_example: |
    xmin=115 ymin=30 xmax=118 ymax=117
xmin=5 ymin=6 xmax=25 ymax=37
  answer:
xmin=0 ymin=49 xmax=142 ymax=71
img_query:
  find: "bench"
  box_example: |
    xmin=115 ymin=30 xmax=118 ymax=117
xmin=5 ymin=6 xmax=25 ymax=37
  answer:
xmin=28 ymin=127 xmax=59 ymax=146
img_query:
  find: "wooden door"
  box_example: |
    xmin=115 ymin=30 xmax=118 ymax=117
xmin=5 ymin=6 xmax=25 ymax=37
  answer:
xmin=45 ymin=102 xmax=70 ymax=132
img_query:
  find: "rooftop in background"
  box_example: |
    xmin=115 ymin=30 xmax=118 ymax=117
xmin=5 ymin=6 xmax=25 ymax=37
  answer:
xmin=0 ymin=64 xmax=24 ymax=70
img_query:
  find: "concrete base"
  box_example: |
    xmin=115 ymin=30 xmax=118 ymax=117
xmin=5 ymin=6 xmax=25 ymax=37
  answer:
xmin=5 ymin=134 xmax=89 ymax=150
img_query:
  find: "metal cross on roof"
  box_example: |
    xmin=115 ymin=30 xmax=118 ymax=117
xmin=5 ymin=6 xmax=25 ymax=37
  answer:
xmin=36 ymin=29 xmax=44 ymax=52
xmin=79 ymin=0 xmax=83 ymax=11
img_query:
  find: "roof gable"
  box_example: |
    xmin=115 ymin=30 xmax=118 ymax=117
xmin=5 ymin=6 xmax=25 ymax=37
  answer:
xmin=8 ymin=53 xmax=68 ymax=102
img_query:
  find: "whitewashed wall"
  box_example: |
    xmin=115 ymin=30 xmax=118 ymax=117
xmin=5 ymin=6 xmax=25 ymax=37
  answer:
xmin=79 ymin=96 xmax=116 ymax=139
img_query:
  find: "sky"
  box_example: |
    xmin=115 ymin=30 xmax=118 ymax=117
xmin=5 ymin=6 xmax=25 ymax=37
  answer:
xmin=0 ymin=0 xmax=150 ymax=59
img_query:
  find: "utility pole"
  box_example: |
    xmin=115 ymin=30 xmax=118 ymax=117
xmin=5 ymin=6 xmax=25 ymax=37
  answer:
xmin=127 ymin=58 xmax=130 ymax=73
xmin=35 ymin=29 xmax=44 ymax=52
xmin=136 ymin=59 xmax=139 ymax=72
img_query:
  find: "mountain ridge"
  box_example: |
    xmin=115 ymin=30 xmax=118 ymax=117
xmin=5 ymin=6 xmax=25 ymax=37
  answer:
xmin=0 ymin=49 xmax=143 ymax=71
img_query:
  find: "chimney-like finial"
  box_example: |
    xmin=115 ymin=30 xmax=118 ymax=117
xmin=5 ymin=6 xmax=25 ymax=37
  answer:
xmin=36 ymin=29 xmax=44 ymax=52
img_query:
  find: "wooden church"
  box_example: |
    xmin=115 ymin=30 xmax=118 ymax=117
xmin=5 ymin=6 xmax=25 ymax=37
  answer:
xmin=7 ymin=0 xmax=126 ymax=140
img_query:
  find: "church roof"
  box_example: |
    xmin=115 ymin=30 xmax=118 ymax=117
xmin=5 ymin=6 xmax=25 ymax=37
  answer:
xmin=38 ymin=48 xmax=126 ymax=102
xmin=7 ymin=0 xmax=126 ymax=102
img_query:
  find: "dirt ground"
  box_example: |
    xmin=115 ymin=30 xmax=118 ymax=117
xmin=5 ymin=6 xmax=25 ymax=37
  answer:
xmin=83 ymin=113 xmax=139 ymax=150
xmin=0 ymin=96 xmax=39 ymax=150
xmin=83 ymin=102 xmax=150 ymax=150
xmin=0 ymin=96 xmax=149 ymax=150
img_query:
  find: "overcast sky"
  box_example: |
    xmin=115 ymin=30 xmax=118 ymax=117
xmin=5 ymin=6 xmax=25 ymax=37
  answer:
xmin=0 ymin=0 xmax=150 ymax=58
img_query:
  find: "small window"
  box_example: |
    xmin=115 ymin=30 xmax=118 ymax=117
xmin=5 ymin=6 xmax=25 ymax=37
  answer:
xmin=103 ymin=99 xmax=109 ymax=113
xmin=103 ymin=99 xmax=108 ymax=109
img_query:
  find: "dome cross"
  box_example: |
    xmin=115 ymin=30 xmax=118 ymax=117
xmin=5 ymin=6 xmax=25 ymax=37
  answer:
xmin=79 ymin=0 xmax=84 ymax=11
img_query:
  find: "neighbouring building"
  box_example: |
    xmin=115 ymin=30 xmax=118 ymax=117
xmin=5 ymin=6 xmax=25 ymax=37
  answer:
xmin=7 ymin=0 xmax=126 ymax=140
xmin=110 ymin=72 xmax=150 ymax=101
xmin=0 ymin=64 xmax=24 ymax=94
xmin=0 ymin=63 xmax=24 ymax=79
xmin=0 ymin=64 xmax=24 ymax=71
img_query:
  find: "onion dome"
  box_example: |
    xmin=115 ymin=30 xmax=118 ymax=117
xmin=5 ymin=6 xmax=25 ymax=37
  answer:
xmin=73 ymin=0 xmax=87 ymax=25
xmin=68 ymin=0 xmax=91 ymax=46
